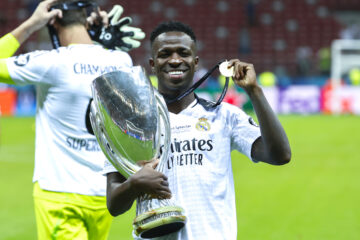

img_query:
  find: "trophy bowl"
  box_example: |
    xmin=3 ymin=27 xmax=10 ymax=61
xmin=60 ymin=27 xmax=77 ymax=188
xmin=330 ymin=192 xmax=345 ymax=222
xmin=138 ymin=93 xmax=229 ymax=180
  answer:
xmin=89 ymin=66 xmax=186 ymax=238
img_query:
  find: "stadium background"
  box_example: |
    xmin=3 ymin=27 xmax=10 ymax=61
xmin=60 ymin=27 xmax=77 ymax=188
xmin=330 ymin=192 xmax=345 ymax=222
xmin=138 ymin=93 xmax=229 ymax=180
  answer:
xmin=0 ymin=0 xmax=360 ymax=239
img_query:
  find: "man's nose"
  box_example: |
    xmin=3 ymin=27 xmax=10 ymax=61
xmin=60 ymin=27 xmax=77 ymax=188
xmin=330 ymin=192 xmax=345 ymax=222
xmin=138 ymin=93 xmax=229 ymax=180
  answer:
xmin=168 ymin=54 xmax=182 ymax=66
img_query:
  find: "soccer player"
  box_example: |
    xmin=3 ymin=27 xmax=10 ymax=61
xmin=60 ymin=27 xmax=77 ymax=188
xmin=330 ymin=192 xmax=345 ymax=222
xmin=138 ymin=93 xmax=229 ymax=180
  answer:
xmin=104 ymin=21 xmax=292 ymax=239
xmin=0 ymin=0 xmax=142 ymax=239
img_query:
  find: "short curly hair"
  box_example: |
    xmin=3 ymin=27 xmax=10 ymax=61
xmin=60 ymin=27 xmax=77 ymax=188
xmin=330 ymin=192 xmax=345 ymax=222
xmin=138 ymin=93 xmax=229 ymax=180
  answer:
xmin=150 ymin=21 xmax=197 ymax=45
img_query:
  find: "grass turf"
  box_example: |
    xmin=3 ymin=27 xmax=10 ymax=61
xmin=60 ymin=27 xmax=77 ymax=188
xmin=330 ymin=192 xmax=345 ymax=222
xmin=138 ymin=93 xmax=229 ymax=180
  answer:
xmin=0 ymin=115 xmax=359 ymax=239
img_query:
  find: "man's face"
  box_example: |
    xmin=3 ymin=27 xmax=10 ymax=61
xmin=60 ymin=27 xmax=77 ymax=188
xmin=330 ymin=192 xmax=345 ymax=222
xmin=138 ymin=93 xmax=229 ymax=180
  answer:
xmin=149 ymin=31 xmax=199 ymax=97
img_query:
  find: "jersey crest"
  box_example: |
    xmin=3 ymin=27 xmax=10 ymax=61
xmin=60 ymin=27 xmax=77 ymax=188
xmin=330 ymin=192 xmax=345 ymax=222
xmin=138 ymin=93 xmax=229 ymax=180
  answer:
xmin=195 ymin=117 xmax=211 ymax=132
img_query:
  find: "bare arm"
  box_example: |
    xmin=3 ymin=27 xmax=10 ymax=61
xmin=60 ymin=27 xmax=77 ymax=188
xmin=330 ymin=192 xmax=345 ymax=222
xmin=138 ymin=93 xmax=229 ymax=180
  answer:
xmin=228 ymin=59 xmax=291 ymax=165
xmin=11 ymin=0 xmax=62 ymax=44
xmin=106 ymin=161 xmax=172 ymax=216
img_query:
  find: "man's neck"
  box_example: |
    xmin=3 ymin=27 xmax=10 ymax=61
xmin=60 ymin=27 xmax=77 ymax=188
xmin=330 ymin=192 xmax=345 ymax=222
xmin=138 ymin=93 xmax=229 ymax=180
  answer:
xmin=57 ymin=24 xmax=93 ymax=46
xmin=166 ymin=93 xmax=195 ymax=114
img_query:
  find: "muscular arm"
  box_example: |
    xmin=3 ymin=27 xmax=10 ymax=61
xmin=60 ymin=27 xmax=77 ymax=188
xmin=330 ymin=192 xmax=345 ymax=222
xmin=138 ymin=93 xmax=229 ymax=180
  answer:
xmin=229 ymin=59 xmax=291 ymax=165
xmin=248 ymin=86 xmax=291 ymax=165
xmin=106 ymin=162 xmax=171 ymax=216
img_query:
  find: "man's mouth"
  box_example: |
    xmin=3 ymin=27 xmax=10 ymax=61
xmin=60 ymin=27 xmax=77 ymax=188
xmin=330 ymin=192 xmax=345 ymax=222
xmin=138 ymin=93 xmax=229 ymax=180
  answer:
xmin=167 ymin=70 xmax=186 ymax=80
xmin=168 ymin=70 xmax=184 ymax=75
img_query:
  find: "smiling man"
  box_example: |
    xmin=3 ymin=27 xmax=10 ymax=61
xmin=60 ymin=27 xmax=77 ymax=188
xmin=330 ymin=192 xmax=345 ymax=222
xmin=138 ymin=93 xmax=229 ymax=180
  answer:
xmin=105 ymin=21 xmax=291 ymax=240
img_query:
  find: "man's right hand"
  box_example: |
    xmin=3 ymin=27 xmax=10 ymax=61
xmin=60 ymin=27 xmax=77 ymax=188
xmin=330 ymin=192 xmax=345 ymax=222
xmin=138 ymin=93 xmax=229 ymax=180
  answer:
xmin=130 ymin=160 xmax=172 ymax=199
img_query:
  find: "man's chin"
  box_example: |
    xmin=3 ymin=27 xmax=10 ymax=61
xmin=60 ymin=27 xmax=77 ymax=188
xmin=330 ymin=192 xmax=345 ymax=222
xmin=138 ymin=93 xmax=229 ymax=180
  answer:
xmin=160 ymin=88 xmax=187 ymax=102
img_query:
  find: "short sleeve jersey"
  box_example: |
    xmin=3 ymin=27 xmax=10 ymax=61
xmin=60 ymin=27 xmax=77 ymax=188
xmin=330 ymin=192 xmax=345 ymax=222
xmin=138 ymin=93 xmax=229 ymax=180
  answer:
xmin=103 ymin=97 xmax=261 ymax=239
xmin=6 ymin=44 xmax=132 ymax=196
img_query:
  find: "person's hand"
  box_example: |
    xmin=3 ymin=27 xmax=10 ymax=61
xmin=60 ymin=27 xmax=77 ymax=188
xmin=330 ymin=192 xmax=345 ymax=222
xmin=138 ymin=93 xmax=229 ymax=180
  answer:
xmin=130 ymin=159 xmax=171 ymax=199
xmin=108 ymin=5 xmax=145 ymax=51
xmin=87 ymin=8 xmax=108 ymax=28
xmin=89 ymin=5 xmax=145 ymax=51
xmin=28 ymin=0 xmax=62 ymax=31
xmin=11 ymin=0 xmax=62 ymax=44
xmin=227 ymin=59 xmax=258 ymax=93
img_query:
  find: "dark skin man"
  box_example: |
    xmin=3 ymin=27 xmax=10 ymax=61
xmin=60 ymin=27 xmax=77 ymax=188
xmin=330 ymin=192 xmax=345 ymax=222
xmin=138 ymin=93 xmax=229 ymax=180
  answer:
xmin=106 ymin=30 xmax=291 ymax=215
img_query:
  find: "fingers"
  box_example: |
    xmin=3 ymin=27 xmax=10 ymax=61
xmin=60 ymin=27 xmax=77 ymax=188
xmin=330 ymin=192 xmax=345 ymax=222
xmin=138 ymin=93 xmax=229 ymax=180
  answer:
xmin=87 ymin=9 xmax=108 ymax=27
xmin=44 ymin=0 xmax=59 ymax=8
xmin=99 ymin=10 xmax=109 ymax=27
xmin=150 ymin=190 xmax=171 ymax=199
xmin=121 ymin=26 xmax=146 ymax=40
xmin=228 ymin=59 xmax=255 ymax=81
xmin=145 ymin=158 xmax=160 ymax=169
xmin=48 ymin=9 xmax=62 ymax=25
xmin=113 ymin=17 xmax=132 ymax=28
xmin=151 ymin=179 xmax=171 ymax=199
xmin=108 ymin=5 xmax=124 ymax=25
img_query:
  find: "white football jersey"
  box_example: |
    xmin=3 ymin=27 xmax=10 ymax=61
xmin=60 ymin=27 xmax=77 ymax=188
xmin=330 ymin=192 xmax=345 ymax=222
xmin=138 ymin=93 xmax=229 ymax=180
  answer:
xmin=6 ymin=44 xmax=132 ymax=196
xmin=104 ymin=97 xmax=261 ymax=240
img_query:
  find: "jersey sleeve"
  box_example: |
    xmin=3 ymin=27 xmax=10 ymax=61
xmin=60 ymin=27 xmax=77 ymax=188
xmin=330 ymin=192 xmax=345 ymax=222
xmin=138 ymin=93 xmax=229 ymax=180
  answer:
xmin=5 ymin=50 xmax=53 ymax=86
xmin=0 ymin=33 xmax=20 ymax=59
xmin=230 ymin=107 xmax=261 ymax=162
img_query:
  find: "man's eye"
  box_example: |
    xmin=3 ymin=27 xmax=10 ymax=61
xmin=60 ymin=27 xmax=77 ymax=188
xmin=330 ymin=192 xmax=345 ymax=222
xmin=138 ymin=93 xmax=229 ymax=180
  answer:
xmin=158 ymin=53 xmax=169 ymax=58
xmin=179 ymin=51 xmax=190 ymax=57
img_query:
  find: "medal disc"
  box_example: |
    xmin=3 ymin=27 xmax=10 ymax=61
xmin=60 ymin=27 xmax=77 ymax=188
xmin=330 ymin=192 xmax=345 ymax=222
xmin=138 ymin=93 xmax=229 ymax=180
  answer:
xmin=219 ymin=61 xmax=234 ymax=77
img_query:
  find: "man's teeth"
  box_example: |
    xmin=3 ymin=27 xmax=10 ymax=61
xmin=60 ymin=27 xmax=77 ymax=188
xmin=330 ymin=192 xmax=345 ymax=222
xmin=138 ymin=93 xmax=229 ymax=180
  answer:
xmin=168 ymin=71 xmax=183 ymax=75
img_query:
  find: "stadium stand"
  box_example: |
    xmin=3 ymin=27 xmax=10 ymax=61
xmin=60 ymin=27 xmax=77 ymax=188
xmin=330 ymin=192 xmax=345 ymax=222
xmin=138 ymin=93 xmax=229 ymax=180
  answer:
xmin=0 ymin=0 xmax=358 ymax=79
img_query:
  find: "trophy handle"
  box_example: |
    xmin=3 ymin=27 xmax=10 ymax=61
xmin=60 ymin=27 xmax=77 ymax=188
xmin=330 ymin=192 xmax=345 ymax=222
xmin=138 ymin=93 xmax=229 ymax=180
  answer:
xmin=154 ymin=90 xmax=171 ymax=172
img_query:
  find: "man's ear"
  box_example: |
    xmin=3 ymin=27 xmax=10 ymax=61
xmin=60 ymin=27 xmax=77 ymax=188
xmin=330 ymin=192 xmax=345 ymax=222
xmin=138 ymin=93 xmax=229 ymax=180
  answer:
xmin=194 ymin=56 xmax=199 ymax=71
xmin=149 ymin=58 xmax=155 ymax=73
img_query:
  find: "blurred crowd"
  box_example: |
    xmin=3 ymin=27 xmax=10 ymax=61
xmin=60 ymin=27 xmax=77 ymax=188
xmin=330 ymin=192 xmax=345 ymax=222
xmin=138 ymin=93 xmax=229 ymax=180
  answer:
xmin=0 ymin=0 xmax=360 ymax=88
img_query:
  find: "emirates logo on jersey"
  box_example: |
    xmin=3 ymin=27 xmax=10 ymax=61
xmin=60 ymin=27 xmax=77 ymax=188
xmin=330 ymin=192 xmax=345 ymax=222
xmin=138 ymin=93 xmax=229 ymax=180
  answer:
xmin=195 ymin=118 xmax=211 ymax=132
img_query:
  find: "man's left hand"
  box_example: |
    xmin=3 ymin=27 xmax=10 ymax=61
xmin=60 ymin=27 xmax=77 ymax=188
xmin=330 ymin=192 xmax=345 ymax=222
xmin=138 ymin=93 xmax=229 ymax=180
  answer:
xmin=228 ymin=59 xmax=258 ymax=92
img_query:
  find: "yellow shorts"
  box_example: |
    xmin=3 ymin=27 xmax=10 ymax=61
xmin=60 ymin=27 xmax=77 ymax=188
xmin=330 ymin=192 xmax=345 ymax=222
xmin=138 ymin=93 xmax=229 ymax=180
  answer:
xmin=33 ymin=182 xmax=113 ymax=240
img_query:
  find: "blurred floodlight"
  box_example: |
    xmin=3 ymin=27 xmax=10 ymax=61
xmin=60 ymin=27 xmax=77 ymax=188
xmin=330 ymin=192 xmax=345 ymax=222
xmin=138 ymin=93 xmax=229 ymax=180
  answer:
xmin=316 ymin=6 xmax=329 ymax=18
xmin=130 ymin=14 xmax=142 ymax=25
xmin=261 ymin=13 xmax=273 ymax=25
xmin=217 ymin=1 xmax=229 ymax=13
xmin=272 ymin=0 xmax=284 ymax=12
xmin=184 ymin=0 xmax=197 ymax=6
xmin=274 ymin=39 xmax=286 ymax=51
xmin=306 ymin=0 xmax=317 ymax=5
xmin=215 ymin=26 xmax=229 ymax=39
xmin=165 ymin=7 xmax=177 ymax=19
xmin=286 ymin=19 xmax=299 ymax=32
xmin=17 ymin=8 xmax=28 ymax=21
xmin=150 ymin=1 xmax=163 ymax=13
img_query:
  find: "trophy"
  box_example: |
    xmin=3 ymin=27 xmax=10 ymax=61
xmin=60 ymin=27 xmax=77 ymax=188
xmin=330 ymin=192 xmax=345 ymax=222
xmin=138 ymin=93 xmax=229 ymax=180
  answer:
xmin=89 ymin=66 xmax=186 ymax=238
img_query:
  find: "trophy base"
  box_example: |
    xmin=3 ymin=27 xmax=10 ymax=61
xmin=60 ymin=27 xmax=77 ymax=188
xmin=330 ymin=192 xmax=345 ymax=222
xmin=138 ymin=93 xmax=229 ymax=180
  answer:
xmin=133 ymin=206 xmax=186 ymax=238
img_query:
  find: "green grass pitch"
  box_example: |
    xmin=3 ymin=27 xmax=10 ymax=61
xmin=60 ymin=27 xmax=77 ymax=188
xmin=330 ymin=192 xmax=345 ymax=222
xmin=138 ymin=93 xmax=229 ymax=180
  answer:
xmin=0 ymin=115 xmax=359 ymax=240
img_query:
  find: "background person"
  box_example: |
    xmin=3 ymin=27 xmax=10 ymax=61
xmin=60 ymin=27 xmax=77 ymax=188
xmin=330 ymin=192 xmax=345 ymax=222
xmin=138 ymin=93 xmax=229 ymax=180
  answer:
xmin=0 ymin=0 xmax=143 ymax=239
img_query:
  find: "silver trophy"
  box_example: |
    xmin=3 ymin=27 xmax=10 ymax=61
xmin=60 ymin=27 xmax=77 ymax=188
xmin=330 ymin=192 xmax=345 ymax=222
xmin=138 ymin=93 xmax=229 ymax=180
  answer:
xmin=89 ymin=66 xmax=186 ymax=238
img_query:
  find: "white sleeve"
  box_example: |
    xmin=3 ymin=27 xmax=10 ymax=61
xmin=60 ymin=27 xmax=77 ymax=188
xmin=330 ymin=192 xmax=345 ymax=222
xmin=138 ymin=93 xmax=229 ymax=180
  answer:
xmin=230 ymin=108 xmax=261 ymax=162
xmin=6 ymin=50 xmax=54 ymax=86
xmin=102 ymin=158 xmax=118 ymax=175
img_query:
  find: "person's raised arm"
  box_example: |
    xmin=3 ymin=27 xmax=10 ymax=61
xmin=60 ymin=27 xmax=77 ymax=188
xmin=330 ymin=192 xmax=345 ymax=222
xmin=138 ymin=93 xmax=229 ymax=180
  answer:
xmin=0 ymin=0 xmax=61 ymax=59
xmin=228 ymin=59 xmax=291 ymax=165
xmin=106 ymin=160 xmax=171 ymax=216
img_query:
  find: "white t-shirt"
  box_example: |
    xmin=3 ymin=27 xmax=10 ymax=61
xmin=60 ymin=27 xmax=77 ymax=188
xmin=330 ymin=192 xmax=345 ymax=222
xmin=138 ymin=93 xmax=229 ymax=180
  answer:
xmin=103 ymin=97 xmax=261 ymax=239
xmin=6 ymin=44 xmax=132 ymax=196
